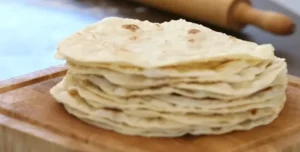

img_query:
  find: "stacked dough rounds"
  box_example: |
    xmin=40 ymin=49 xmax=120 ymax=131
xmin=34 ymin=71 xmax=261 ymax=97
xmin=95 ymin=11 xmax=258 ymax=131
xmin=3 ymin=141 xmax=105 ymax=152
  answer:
xmin=50 ymin=17 xmax=288 ymax=137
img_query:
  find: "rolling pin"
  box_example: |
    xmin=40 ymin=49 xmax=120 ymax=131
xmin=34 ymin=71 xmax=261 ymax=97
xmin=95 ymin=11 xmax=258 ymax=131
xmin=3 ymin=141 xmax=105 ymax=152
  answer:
xmin=131 ymin=0 xmax=295 ymax=35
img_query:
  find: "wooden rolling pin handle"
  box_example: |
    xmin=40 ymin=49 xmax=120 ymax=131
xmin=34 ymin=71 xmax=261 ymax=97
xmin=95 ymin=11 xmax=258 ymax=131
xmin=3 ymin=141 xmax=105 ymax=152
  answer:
xmin=232 ymin=2 xmax=295 ymax=35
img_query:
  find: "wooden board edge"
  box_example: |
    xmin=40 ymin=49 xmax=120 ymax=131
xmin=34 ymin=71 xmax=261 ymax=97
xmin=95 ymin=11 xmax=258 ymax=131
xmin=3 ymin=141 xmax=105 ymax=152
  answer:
xmin=244 ymin=126 xmax=300 ymax=152
xmin=0 ymin=65 xmax=67 ymax=94
xmin=288 ymin=75 xmax=300 ymax=87
xmin=0 ymin=113 xmax=109 ymax=152
xmin=0 ymin=114 xmax=76 ymax=152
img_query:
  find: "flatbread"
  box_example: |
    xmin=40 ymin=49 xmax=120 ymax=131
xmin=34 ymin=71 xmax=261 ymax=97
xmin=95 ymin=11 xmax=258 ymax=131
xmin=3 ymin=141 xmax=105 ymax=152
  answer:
xmin=67 ymin=59 xmax=268 ymax=79
xmin=77 ymin=114 xmax=278 ymax=137
xmin=50 ymin=80 xmax=283 ymax=129
xmin=66 ymin=105 xmax=278 ymax=137
xmin=56 ymin=17 xmax=275 ymax=68
xmin=75 ymin=85 xmax=286 ymax=115
xmin=75 ymin=62 xmax=286 ymax=98
xmin=62 ymin=72 xmax=285 ymax=113
xmin=67 ymin=60 xmax=271 ymax=89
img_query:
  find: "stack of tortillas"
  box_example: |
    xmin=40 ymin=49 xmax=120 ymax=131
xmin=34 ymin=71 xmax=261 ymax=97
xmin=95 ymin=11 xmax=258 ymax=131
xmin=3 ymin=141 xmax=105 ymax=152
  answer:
xmin=50 ymin=17 xmax=288 ymax=137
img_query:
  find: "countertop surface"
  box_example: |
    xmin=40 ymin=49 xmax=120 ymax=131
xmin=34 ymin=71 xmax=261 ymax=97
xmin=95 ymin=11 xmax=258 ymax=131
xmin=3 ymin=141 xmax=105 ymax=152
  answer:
xmin=271 ymin=0 xmax=300 ymax=15
xmin=0 ymin=0 xmax=299 ymax=80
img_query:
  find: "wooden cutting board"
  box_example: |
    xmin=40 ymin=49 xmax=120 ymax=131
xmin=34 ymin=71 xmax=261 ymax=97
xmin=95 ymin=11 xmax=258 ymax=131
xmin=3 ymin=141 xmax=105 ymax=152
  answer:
xmin=1 ymin=66 xmax=300 ymax=152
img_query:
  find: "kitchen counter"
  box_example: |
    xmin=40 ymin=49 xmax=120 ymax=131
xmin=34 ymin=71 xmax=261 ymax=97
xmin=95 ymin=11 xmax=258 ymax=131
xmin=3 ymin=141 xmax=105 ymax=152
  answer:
xmin=0 ymin=0 xmax=299 ymax=80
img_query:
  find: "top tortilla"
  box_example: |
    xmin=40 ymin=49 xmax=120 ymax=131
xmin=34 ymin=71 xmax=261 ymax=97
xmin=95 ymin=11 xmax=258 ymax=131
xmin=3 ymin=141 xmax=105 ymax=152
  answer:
xmin=56 ymin=17 xmax=275 ymax=68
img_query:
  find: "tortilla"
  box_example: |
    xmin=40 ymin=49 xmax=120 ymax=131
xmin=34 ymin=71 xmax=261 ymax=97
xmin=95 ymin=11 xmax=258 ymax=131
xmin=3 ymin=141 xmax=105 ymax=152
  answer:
xmin=56 ymin=17 xmax=275 ymax=68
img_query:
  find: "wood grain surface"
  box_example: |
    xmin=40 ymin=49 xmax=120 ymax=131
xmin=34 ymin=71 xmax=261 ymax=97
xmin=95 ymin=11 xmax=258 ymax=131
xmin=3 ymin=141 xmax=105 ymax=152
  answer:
xmin=0 ymin=66 xmax=300 ymax=152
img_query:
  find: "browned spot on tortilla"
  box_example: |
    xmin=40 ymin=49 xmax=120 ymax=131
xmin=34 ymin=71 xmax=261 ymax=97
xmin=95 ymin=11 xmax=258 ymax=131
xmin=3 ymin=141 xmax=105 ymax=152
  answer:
xmin=84 ymin=80 xmax=94 ymax=87
xmin=250 ymin=109 xmax=257 ymax=115
xmin=129 ymin=36 xmax=138 ymax=40
xmin=68 ymin=89 xmax=78 ymax=97
xmin=188 ymin=29 xmax=200 ymax=34
xmin=155 ymin=23 xmax=160 ymax=27
xmin=122 ymin=24 xmax=139 ymax=32
xmin=188 ymin=39 xmax=195 ymax=42
xmin=104 ymin=107 xmax=123 ymax=113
